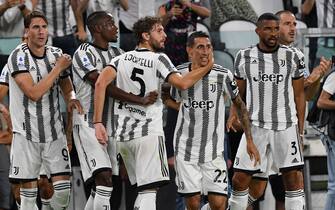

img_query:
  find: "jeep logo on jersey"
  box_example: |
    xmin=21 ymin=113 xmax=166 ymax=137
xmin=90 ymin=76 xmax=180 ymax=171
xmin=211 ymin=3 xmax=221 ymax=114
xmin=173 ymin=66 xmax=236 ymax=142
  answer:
xmin=253 ymin=72 xmax=284 ymax=84
xmin=184 ymin=98 xmax=214 ymax=111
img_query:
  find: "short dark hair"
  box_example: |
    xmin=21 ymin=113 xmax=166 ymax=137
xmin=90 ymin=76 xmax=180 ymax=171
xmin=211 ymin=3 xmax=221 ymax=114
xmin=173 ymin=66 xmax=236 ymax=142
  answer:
xmin=87 ymin=11 xmax=110 ymax=33
xmin=24 ymin=11 xmax=48 ymax=28
xmin=187 ymin=31 xmax=210 ymax=47
xmin=275 ymin=10 xmax=294 ymax=19
xmin=256 ymin=12 xmax=279 ymax=27
xmin=133 ymin=16 xmax=162 ymax=44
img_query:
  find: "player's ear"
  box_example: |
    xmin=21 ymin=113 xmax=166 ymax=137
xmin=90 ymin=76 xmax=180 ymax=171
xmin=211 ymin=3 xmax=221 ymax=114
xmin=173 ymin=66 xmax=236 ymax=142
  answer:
xmin=142 ymin=32 xmax=150 ymax=42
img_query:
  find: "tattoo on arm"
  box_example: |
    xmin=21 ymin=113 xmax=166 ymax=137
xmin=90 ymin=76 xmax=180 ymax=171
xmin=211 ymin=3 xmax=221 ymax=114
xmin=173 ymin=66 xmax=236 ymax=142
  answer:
xmin=233 ymin=95 xmax=252 ymax=139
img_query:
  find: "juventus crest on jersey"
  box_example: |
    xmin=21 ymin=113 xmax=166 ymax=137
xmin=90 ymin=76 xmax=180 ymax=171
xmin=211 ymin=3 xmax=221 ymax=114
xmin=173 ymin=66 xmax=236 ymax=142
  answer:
xmin=109 ymin=48 xmax=178 ymax=141
xmin=173 ymin=63 xmax=239 ymax=163
xmin=7 ymin=43 xmax=68 ymax=143
xmin=234 ymin=45 xmax=305 ymax=130
xmin=72 ymin=43 xmax=124 ymax=136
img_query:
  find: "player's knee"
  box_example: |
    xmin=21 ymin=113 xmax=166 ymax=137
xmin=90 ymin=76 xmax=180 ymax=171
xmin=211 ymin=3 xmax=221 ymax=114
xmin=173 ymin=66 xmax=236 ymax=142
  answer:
xmin=208 ymin=199 xmax=227 ymax=210
xmin=38 ymin=177 xmax=54 ymax=199
xmin=185 ymin=194 xmax=201 ymax=210
xmin=52 ymin=180 xmax=71 ymax=208
xmin=95 ymin=170 xmax=113 ymax=187
xmin=232 ymin=172 xmax=251 ymax=190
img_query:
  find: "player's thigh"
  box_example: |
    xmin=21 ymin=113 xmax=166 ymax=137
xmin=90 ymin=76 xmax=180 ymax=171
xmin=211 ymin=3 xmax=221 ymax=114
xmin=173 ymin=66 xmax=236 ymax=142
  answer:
xmin=42 ymin=135 xmax=71 ymax=177
xmin=72 ymin=125 xmax=112 ymax=181
xmin=9 ymin=133 xmax=41 ymax=180
xmin=272 ymin=125 xmax=304 ymax=171
xmin=201 ymin=155 xmax=228 ymax=196
xmin=134 ymin=135 xmax=169 ymax=190
xmin=117 ymin=140 xmax=136 ymax=185
xmin=234 ymin=125 xmax=271 ymax=173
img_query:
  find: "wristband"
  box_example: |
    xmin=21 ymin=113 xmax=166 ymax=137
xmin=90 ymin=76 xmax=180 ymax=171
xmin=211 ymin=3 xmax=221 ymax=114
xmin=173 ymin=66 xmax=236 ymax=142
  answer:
xmin=93 ymin=122 xmax=103 ymax=124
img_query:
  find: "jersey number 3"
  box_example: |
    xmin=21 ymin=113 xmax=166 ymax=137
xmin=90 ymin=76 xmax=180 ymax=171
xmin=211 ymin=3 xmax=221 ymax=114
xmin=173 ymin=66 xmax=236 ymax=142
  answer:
xmin=130 ymin=67 xmax=146 ymax=97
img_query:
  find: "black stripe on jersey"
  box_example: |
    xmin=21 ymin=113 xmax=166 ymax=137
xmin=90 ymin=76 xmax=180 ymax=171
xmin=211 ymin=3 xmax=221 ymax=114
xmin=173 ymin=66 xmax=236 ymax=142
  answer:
xmin=141 ymin=119 xmax=152 ymax=137
xmin=158 ymin=136 xmax=169 ymax=177
xmin=285 ymin=51 xmax=293 ymax=129
xmin=128 ymin=119 xmax=139 ymax=140
xmin=199 ymin=76 xmax=210 ymax=163
xmin=51 ymin=0 xmax=58 ymax=36
xmin=44 ymin=55 xmax=58 ymax=141
xmin=23 ymin=95 xmax=32 ymax=141
xmin=176 ymin=62 xmax=190 ymax=71
xmin=119 ymin=117 xmax=131 ymax=142
xmin=10 ymin=49 xmax=21 ymax=74
xmin=32 ymin=58 xmax=46 ymax=143
xmin=95 ymin=48 xmax=107 ymax=66
xmin=212 ymin=66 xmax=228 ymax=74
xmin=21 ymin=44 xmax=29 ymax=52
xmin=257 ymin=49 xmax=265 ymax=128
xmin=61 ymin=0 xmax=66 ymax=35
xmin=184 ymin=87 xmax=195 ymax=162
xmin=212 ymin=74 xmax=224 ymax=160
xmin=158 ymin=55 xmax=174 ymax=72
xmin=107 ymin=49 xmax=113 ymax=61
xmin=111 ymin=47 xmax=122 ymax=56
xmin=80 ymin=43 xmax=89 ymax=51
xmin=271 ymin=51 xmax=280 ymax=130
xmin=234 ymin=51 xmax=242 ymax=74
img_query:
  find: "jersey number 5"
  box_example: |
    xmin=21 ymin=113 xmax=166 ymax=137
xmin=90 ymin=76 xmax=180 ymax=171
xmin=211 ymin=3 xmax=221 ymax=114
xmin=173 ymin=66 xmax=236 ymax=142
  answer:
xmin=130 ymin=67 xmax=146 ymax=97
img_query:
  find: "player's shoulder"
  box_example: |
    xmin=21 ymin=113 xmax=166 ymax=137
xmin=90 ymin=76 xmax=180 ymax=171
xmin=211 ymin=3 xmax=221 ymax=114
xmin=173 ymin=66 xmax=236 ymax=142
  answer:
xmin=176 ymin=62 xmax=190 ymax=71
xmin=212 ymin=64 xmax=230 ymax=74
xmin=109 ymin=46 xmax=125 ymax=56
xmin=46 ymin=45 xmax=62 ymax=53
xmin=237 ymin=44 xmax=256 ymax=57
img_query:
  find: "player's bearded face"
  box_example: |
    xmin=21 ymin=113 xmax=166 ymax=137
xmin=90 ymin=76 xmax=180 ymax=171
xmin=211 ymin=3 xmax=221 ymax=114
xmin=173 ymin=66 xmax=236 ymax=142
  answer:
xmin=149 ymin=24 xmax=167 ymax=51
xmin=258 ymin=20 xmax=279 ymax=48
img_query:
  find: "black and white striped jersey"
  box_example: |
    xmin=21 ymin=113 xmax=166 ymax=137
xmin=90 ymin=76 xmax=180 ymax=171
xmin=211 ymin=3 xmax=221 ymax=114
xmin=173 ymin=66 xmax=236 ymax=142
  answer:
xmin=234 ymin=44 xmax=305 ymax=131
xmin=7 ymin=43 xmax=69 ymax=142
xmin=315 ymin=0 xmax=335 ymax=28
xmin=35 ymin=0 xmax=73 ymax=37
xmin=172 ymin=63 xmax=239 ymax=163
xmin=0 ymin=64 xmax=9 ymax=85
xmin=110 ymin=48 xmax=178 ymax=141
xmin=72 ymin=43 xmax=124 ymax=136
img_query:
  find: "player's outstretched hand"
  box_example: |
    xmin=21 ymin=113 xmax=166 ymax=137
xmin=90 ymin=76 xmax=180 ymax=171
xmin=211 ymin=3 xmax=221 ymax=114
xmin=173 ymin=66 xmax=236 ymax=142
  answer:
xmin=141 ymin=91 xmax=158 ymax=106
xmin=67 ymin=99 xmax=84 ymax=114
xmin=94 ymin=122 xmax=108 ymax=145
xmin=318 ymin=56 xmax=332 ymax=75
xmin=55 ymin=54 xmax=72 ymax=72
xmin=226 ymin=114 xmax=242 ymax=133
xmin=246 ymin=140 xmax=260 ymax=167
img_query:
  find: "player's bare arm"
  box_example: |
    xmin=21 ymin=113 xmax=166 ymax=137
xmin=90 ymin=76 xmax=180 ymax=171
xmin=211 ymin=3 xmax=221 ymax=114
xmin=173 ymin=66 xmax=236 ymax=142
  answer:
xmin=13 ymin=54 xmax=71 ymax=101
xmin=0 ymin=85 xmax=8 ymax=102
xmin=293 ymin=77 xmax=305 ymax=136
xmin=85 ymin=70 xmax=158 ymax=106
xmin=232 ymin=94 xmax=260 ymax=166
xmin=59 ymin=76 xmax=83 ymax=114
xmin=93 ymin=66 xmax=116 ymax=145
xmin=227 ymin=79 xmax=246 ymax=132
xmin=168 ymin=52 xmax=214 ymax=90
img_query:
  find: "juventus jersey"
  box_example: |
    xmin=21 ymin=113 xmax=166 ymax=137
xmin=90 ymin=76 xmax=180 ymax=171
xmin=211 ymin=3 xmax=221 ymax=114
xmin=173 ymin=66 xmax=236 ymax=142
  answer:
xmin=0 ymin=64 xmax=9 ymax=85
xmin=315 ymin=0 xmax=335 ymax=28
xmin=35 ymin=0 xmax=73 ymax=37
xmin=173 ymin=63 xmax=239 ymax=163
xmin=7 ymin=43 xmax=69 ymax=143
xmin=72 ymin=43 xmax=124 ymax=135
xmin=234 ymin=44 xmax=305 ymax=130
xmin=109 ymin=48 xmax=178 ymax=141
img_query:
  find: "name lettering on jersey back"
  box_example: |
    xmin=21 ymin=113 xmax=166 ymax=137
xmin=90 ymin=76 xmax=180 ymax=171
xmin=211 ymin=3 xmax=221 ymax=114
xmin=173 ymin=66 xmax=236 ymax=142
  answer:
xmin=183 ymin=98 xmax=214 ymax=111
xmin=118 ymin=102 xmax=146 ymax=116
xmin=253 ymin=72 xmax=284 ymax=84
xmin=124 ymin=54 xmax=153 ymax=68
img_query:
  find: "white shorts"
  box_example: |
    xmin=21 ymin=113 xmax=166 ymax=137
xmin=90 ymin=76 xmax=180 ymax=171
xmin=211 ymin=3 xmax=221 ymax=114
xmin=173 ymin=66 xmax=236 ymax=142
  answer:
xmin=118 ymin=135 xmax=170 ymax=191
xmin=73 ymin=125 xmax=112 ymax=182
xmin=175 ymin=155 xmax=228 ymax=196
xmin=9 ymin=132 xmax=71 ymax=182
xmin=107 ymin=136 xmax=119 ymax=176
xmin=234 ymin=125 xmax=304 ymax=174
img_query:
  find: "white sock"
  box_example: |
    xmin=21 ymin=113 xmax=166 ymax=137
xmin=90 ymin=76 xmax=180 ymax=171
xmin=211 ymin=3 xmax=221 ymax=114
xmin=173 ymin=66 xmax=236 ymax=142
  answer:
xmin=247 ymin=194 xmax=257 ymax=207
xmin=84 ymin=190 xmax=95 ymax=210
xmin=20 ymin=188 xmax=38 ymax=210
xmin=51 ymin=180 xmax=71 ymax=210
xmin=41 ymin=198 xmax=53 ymax=210
xmin=285 ymin=189 xmax=305 ymax=210
xmin=94 ymin=186 xmax=113 ymax=210
xmin=134 ymin=191 xmax=157 ymax=210
xmin=228 ymin=189 xmax=248 ymax=210
xmin=200 ymin=203 xmax=211 ymax=210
